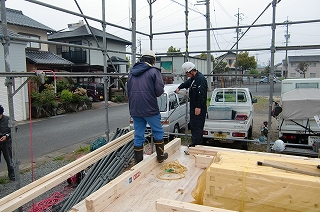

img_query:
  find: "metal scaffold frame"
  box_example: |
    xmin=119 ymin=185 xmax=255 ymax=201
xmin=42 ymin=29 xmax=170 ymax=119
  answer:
xmin=1 ymin=1 xmax=320 ymax=209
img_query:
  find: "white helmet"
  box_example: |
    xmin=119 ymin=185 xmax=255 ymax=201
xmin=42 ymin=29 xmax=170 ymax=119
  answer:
xmin=182 ymin=61 xmax=196 ymax=73
xmin=142 ymin=50 xmax=156 ymax=58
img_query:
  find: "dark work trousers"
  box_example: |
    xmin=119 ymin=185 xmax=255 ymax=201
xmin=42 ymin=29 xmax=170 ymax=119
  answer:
xmin=189 ymin=106 xmax=207 ymax=146
xmin=0 ymin=139 xmax=14 ymax=177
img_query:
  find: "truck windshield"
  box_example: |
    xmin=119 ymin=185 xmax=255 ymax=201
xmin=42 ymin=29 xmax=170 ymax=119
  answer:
xmin=157 ymin=94 xmax=167 ymax=112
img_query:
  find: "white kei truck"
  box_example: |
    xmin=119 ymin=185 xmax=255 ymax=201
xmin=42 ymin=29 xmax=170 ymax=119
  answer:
xmin=277 ymin=78 xmax=320 ymax=151
xmin=203 ymin=87 xmax=257 ymax=149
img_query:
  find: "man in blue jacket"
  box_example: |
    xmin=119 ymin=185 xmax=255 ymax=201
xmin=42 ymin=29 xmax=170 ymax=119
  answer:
xmin=127 ymin=50 xmax=168 ymax=164
xmin=175 ymin=62 xmax=208 ymax=147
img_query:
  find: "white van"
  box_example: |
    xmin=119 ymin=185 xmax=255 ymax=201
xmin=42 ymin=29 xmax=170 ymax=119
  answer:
xmin=130 ymin=84 xmax=189 ymax=139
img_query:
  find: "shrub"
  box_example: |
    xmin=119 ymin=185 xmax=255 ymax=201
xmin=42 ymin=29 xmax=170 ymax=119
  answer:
xmin=31 ymin=86 xmax=55 ymax=108
xmin=60 ymin=89 xmax=73 ymax=103
xmin=56 ymin=80 xmax=71 ymax=93
xmin=111 ymin=95 xmax=124 ymax=103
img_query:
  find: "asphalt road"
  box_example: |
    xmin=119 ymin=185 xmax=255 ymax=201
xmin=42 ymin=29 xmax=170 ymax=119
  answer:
xmin=0 ymin=102 xmax=130 ymax=173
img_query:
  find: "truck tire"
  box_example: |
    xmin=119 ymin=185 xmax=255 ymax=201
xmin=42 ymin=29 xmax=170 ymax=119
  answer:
xmin=247 ymin=126 xmax=253 ymax=139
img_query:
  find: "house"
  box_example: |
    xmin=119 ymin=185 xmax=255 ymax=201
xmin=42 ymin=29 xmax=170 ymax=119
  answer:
xmin=0 ymin=26 xmax=28 ymax=121
xmin=285 ymin=55 xmax=320 ymax=78
xmin=1 ymin=7 xmax=75 ymax=120
xmin=48 ymin=21 xmax=131 ymax=86
xmin=215 ymin=51 xmax=239 ymax=81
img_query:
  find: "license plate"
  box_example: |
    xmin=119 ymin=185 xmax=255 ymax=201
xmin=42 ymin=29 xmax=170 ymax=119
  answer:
xmin=214 ymin=133 xmax=226 ymax=140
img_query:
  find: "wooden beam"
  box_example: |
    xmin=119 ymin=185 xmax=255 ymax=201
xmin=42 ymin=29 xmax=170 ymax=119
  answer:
xmin=0 ymin=131 xmax=134 ymax=212
xmin=155 ymin=198 xmax=236 ymax=212
xmin=82 ymin=138 xmax=181 ymax=212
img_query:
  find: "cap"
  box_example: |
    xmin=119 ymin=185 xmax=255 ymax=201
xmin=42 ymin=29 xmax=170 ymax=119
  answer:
xmin=142 ymin=50 xmax=156 ymax=58
xmin=182 ymin=61 xmax=196 ymax=73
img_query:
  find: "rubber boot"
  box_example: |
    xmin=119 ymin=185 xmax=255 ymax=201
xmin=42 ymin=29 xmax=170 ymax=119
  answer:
xmin=134 ymin=146 xmax=143 ymax=164
xmin=154 ymin=140 xmax=168 ymax=163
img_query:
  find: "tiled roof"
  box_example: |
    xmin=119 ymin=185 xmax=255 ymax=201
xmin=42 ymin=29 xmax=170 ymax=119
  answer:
xmin=288 ymin=55 xmax=320 ymax=62
xmin=48 ymin=25 xmax=131 ymax=45
xmin=0 ymin=7 xmax=55 ymax=32
xmin=26 ymin=50 xmax=74 ymax=65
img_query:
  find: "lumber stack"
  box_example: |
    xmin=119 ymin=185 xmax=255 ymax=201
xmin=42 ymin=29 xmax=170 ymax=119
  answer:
xmin=189 ymin=146 xmax=320 ymax=212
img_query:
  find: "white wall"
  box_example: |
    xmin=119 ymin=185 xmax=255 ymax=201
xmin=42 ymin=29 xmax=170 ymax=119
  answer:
xmin=0 ymin=41 xmax=28 ymax=121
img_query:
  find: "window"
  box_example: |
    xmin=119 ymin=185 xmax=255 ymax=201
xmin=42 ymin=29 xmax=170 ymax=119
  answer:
xmin=69 ymin=41 xmax=82 ymax=51
xmin=310 ymin=73 xmax=316 ymax=78
xmin=296 ymin=82 xmax=318 ymax=89
xmin=178 ymin=93 xmax=188 ymax=105
xmin=215 ymin=91 xmax=247 ymax=102
xmin=168 ymin=94 xmax=178 ymax=110
xmin=19 ymin=33 xmax=40 ymax=49
xmin=157 ymin=94 xmax=167 ymax=112
xmin=290 ymin=73 xmax=296 ymax=78
xmin=310 ymin=63 xmax=316 ymax=67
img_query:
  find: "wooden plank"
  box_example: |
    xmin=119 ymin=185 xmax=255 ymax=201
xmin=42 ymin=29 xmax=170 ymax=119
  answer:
xmin=203 ymin=195 xmax=301 ymax=212
xmin=155 ymin=198 xmax=236 ymax=212
xmin=194 ymin=154 xmax=215 ymax=169
xmin=188 ymin=146 xmax=219 ymax=156
xmin=0 ymin=131 xmax=134 ymax=212
xmin=84 ymin=138 xmax=182 ymax=212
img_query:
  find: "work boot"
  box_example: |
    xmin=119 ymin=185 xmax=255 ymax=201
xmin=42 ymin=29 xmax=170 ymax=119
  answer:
xmin=154 ymin=140 xmax=168 ymax=163
xmin=8 ymin=169 xmax=15 ymax=181
xmin=134 ymin=146 xmax=144 ymax=164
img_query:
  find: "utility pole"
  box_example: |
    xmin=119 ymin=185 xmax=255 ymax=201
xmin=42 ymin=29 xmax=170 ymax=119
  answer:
xmin=147 ymin=0 xmax=157 ymax=50
xmin=235 ymin=8 xmax=243 ymax=81
xmin=137 ymin=38 xmax=142 ymax=54
xmin=185 ymin=0 xmax=189 ymax=60
xmin=284 ymin=17 xmax=291 ymax=78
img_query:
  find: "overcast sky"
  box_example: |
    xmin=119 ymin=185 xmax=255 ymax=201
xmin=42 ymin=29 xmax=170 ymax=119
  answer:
xmin=5 ymin=0 xmax=320 ymax=66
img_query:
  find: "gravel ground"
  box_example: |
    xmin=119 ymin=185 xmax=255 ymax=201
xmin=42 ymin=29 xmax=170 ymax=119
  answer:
xmin=0 ymin=160 xmax=75 ymax=211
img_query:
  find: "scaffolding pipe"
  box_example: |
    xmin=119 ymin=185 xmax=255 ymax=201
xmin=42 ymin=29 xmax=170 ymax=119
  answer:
xmin=25 ymin=0 xmax=149 ymax=37
xmin=267 ymin=0 xmax=279 ymax=153
xmin=0 ymin=0 xmax=22 ymax=202
xmin=152 ymin=18 xmax=320 ymax=35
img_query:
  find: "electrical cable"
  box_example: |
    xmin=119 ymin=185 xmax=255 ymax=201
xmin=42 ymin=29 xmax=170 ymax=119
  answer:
xmin=157 ymin=160 xmax=187 ymax=180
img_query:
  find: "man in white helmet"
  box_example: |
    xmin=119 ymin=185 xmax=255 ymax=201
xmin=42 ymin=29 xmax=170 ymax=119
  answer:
xmin=175 ymin=61 xmax=208 ymax=147
xmin=127 ymin=50 xmax=168 ymax=164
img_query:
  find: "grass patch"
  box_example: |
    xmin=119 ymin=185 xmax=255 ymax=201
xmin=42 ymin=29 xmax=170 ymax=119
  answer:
xmin=0 ymin=177 xmax=10 ymax=184
xmin=53 ymin=155 xmax=64 ymax=161
xmin=253 ymin=96 xmax=271 ymax=111
xmin=74 ymin=145 xmax=90 ymax=155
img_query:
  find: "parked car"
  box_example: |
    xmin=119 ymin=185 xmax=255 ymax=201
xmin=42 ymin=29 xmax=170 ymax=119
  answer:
xmin=259 ymin=77 xmax=277 ymax=83
xmin=73 ymin=81 xmax=104 ymax=102
xmin=130 ymin=84 xmax=189 ymax=140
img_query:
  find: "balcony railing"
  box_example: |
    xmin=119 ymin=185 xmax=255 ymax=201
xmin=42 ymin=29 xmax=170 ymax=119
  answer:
xmin=62 ymin=50 xmax=87 ymax=63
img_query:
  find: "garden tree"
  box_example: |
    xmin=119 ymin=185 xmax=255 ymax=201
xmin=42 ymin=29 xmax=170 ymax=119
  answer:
xmin=295 ymin=61 xmax=309 ymax=78
xmin=248 ymin=69 xmax=259 ymax=75
xmin=167 ymin=46 xmax=183 ymax=56
xmin=237 ymin=52 xmax=257 ymax=71
xmin=213 ymin=60 xmax=228 ymax=73
xmin=264 ymin=64 xmax=271 ymax=75
xmin=199 ymin=52 xmax=214 ymax=60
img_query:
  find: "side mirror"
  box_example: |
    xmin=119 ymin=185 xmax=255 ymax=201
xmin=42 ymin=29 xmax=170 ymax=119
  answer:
xmin=252 ymin=98 xmax=258 ymax=104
